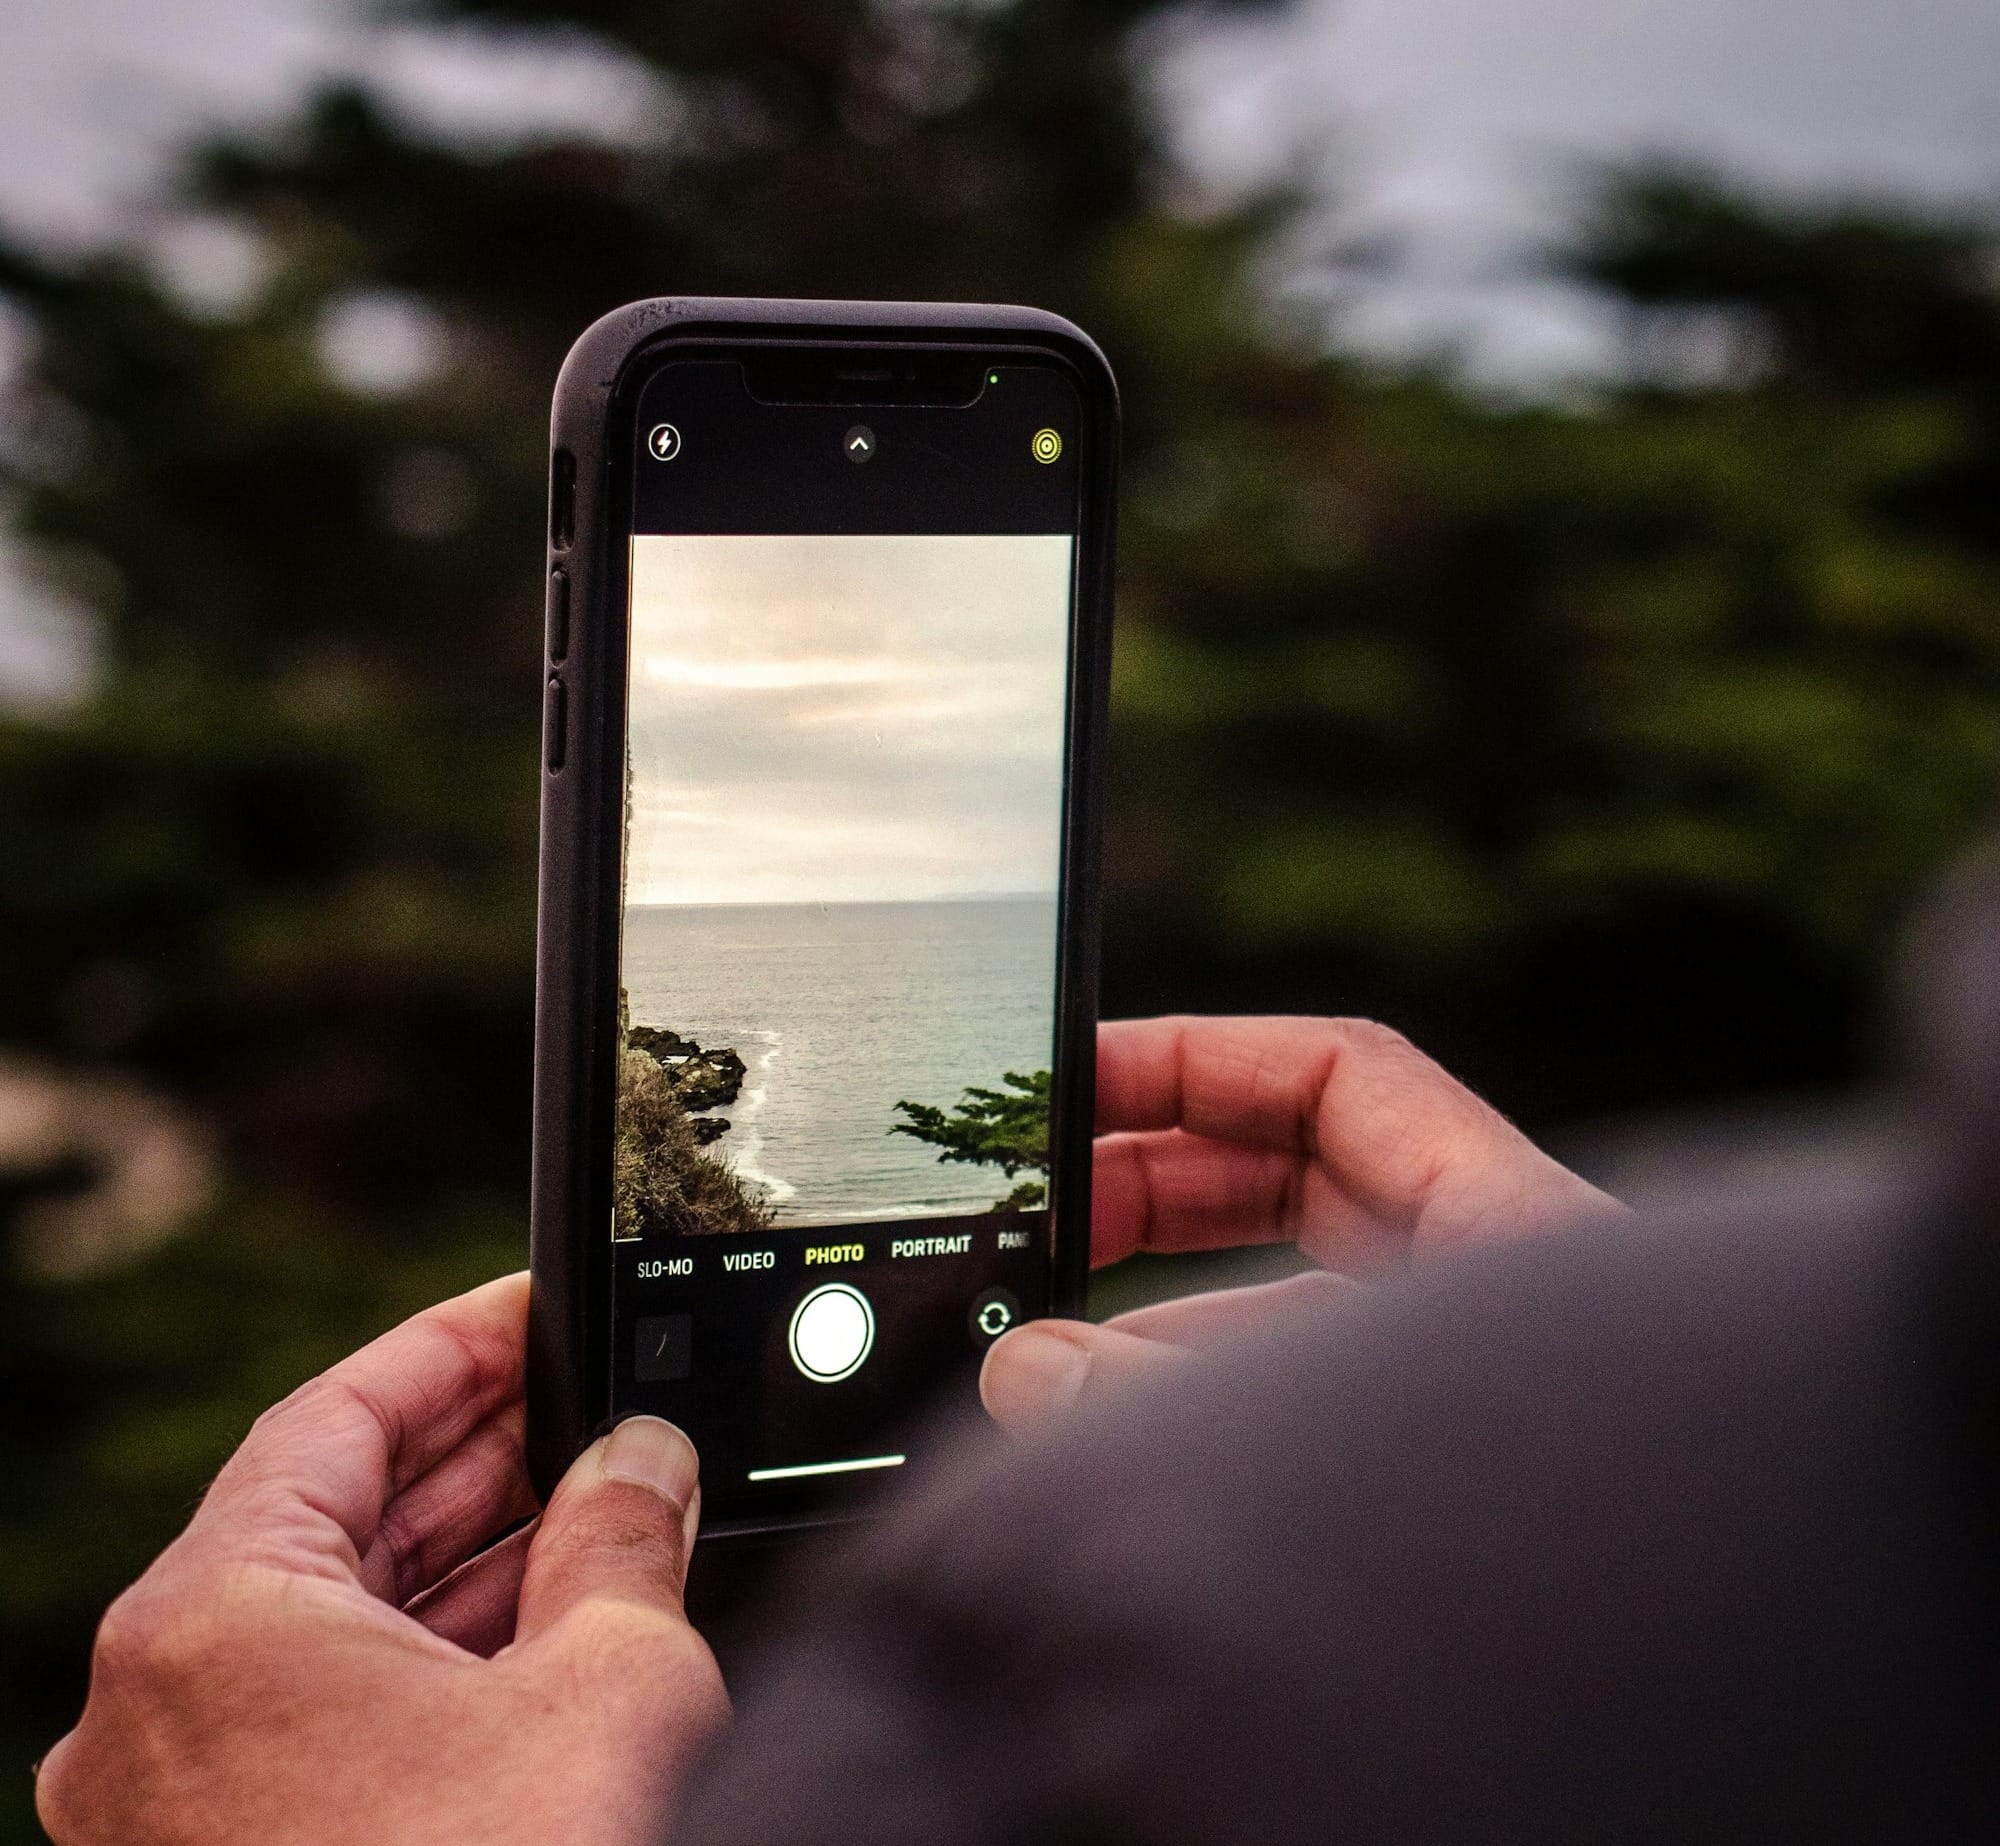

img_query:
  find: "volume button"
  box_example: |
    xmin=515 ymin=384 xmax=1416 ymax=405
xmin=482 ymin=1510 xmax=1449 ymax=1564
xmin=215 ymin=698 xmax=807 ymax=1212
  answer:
xmin=549 ymin=450 xmax=575 ymax=550
xmin=544 ymin=676 xmax=567 ymax=772
xmin=547 ymin=567 xmax=570 ymax=663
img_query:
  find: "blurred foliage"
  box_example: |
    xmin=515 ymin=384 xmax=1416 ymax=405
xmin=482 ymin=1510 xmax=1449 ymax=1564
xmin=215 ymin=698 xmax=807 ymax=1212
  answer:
xmin=2 ymin=0 xmax=2000 ymax=1834
xmin=1111 ymin=170 xmax=2000 ymax=1119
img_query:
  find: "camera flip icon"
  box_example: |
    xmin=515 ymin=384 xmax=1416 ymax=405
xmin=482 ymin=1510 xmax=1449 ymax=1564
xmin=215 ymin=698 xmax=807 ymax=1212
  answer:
xmin=969 ymin=1288 xmax=1020 ymax=1345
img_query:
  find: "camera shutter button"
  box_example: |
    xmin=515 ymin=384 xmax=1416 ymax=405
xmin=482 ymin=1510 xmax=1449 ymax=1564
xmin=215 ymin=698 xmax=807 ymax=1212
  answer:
xmin=788 ymin=1283 xmax=875 ymax=1383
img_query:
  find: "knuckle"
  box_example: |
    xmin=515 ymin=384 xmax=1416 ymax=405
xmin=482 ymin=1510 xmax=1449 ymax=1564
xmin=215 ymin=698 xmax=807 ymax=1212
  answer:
xmin=291 ymin=1372 xmax=382 ymax=1439
xmin=89 ymin=1586 xmax=166 ymax=1682
xmin=555 ymin=1538 xmax=687 ymax=1613
xmin=1326 ymin=1016 xmax=1415 ymax=1059
xmin=254 ymin=1372 xmax=390 ymax=1455
xmin=92 ymin=1582 xmax=229 ymax=1691
xmin=34 ymin=1745 xmax=82 ymax=1843
xmin=568 ymin=1592 xmax=678 ymax=1653
xmin=370 ymin=1500 xmax=427 ymax=1604
xmin=543 ymin=1599 xmax=659 ymax=1684
xmin=553 ymin=1598 xmax=726 ymax=1715
xmin=670 ymin=1638 xmax=732 ymax=1730
xmin=565 ymin=1499 xmax=687 ymax=1568
xmin=52 ymin=1569 xmax=275 ymax=1844
xmin=242 ymin=1374 xmax=324 ymax=1444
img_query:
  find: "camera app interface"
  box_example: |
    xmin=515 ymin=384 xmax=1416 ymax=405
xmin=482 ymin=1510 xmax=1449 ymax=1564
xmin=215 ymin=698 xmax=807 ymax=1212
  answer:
xmin=611 ymin=361 xmax=1080 ymax=1514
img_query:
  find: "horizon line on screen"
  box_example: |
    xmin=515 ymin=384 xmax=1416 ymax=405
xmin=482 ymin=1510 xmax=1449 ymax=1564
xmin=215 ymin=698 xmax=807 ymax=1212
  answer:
xmin=624 ymin=890 xmax=1056 ymax=910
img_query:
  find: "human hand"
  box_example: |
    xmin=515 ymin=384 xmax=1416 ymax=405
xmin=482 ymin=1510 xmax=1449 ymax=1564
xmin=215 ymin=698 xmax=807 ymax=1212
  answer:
xmin=981 ymin=1016 xmax=1621 ymax=1430
xmin=36 ymin=1274 xmax=727 ymax=1846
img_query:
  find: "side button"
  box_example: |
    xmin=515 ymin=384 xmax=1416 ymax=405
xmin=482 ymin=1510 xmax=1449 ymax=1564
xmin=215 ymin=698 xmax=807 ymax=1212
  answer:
xmin=549 ymin=449 xmax=575 ymax=550
xmin=546 ymin=567 xmax=570 ymax=663
xmin=544 ymin=676 xmax=567 ymax=772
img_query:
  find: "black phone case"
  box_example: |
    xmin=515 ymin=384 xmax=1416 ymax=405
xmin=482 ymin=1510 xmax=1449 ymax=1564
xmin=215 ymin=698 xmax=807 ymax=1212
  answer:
xmin=527 ymin=298 xmax=1118 ymax=1523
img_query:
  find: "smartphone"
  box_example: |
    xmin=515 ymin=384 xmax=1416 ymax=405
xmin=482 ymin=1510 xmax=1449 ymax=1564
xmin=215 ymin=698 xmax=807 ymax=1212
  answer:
xmin=527 ymin=300 xmax=1116 ymax=1537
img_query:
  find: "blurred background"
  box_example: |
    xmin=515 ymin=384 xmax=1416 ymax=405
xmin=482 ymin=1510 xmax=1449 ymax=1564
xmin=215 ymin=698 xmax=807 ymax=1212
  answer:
xmin=5 ymin=0 xmax=2000 ymax=1831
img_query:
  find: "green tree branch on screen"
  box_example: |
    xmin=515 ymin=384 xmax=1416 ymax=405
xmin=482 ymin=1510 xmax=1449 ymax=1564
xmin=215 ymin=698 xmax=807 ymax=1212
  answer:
xmin=892 ymin=1069 xmax=1051 ymax=1210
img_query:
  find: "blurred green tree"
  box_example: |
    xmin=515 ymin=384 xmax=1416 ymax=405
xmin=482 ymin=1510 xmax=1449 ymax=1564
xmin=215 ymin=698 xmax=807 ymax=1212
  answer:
xmin=0 ymin=0 xmax=1298 ymax=1827
xmin=1105 ymin=169 xmax=2000 ymax=1120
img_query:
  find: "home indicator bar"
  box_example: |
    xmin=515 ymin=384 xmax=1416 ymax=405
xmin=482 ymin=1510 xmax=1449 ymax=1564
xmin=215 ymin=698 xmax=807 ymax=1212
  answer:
xmin=746 ymin=1454 xmax=907 ymax=1483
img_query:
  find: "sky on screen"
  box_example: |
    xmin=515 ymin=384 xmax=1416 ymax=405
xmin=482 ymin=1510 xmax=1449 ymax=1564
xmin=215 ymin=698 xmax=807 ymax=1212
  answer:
xmin=624 ymin=534 xmax=1071 ymax=908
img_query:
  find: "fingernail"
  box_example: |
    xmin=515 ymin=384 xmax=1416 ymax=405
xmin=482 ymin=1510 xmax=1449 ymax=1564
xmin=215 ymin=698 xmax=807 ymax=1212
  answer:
xmin=1003 ymin=1328 xmax=1093 ymax=1414
xmin=599 ymin=1416 xmax=699 ymax=1510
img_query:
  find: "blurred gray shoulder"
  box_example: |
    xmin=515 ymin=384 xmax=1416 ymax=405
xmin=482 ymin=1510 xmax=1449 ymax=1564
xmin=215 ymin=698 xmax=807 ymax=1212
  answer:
xmin=680 ymin=1149 xmax=1999 ymax=1844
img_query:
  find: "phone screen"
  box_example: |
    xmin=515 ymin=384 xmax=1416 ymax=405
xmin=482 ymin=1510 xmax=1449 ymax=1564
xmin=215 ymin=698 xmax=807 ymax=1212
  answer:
xmin=608 ymin=354 xmax=1085 ymax=1522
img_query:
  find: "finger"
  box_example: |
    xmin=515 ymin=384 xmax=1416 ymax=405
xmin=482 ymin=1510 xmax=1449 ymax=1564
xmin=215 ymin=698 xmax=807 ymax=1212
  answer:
xmin=1098 ymin=1018 xmax=1617 ymax=1259
xmin=189 ymin=1271 xmax=530 ymax=1582
xmin=1092 ymin=1126 xmax=1380 ymax=1267
xmin=357 ymin=1401 xmax=538 ymax=1606
xmin=513 ymin=1417 xmax=700 ymax=1645
xmin=980 ymin=1275 xmax=1361 ymax=1432
xmin=1099 ymin=1268 xmax=1360 ymax=1346
xmin=1302 ymin=1024 xmax=1617 ymax=1253
xmin=404 ymin=1520 xmax=537 ymax=1657
xmin=1097 ymin=1015 xmax=1352 ymax=1144
xmin=980 ymin=1320 xmax=1191 ymax=1433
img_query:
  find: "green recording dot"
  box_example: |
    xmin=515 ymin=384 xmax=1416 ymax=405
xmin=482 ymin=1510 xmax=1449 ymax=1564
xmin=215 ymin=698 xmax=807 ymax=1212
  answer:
xmin=987 ymin=371 xmax=1000 ymax=383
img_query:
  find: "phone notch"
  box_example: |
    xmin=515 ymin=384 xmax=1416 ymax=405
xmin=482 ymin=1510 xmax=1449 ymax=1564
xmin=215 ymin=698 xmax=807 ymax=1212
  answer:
xmin=741 ymin=351 xmax=984 ymax=407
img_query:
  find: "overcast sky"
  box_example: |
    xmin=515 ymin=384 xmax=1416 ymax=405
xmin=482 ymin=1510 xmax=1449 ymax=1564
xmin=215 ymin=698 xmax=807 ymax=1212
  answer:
xmin=3 ymin=0 xmax=1996 ymax=379
xmin=624 ymin=535 xmax=1072 ymax=907
xmin=0 ymin=0 xmax=656 ymax=249
xmin=1160 ymin=0 xmax=2000 ymax=382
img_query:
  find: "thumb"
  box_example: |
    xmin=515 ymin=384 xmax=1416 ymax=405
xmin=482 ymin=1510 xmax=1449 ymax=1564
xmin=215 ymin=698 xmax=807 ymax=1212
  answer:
xmin=513 ymin=1416 xmax=701 ymax=1644
xmin=980 ymin=1319 xmax=1192 ymax=1434
xmin=980 ymin=1273 xmax=1360 ymax=1434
